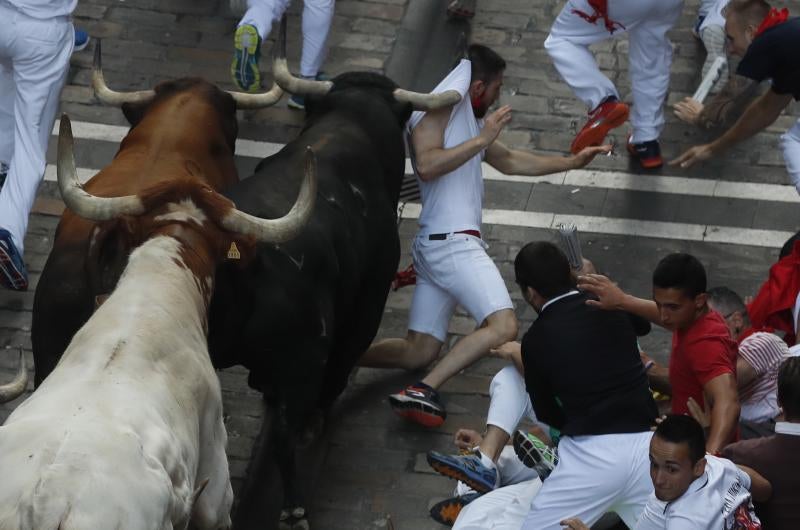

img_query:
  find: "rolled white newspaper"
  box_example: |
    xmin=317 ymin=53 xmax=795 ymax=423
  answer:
xmin=556 ymin=223 xmax=583 ymax=271
xmin=692 ymin=56 xmax=727 ymax=104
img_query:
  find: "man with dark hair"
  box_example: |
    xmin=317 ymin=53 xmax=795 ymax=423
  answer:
xmin=478 ymin=241 xmax=658 ymax=529
xmin=723 ymin=357 xmax=800 ymax=529
xmin=359 ymin=46 xmax=609 ymax=428
xmin=707 ymin=286 xmax=787 ymax=433
xmin=672 ymin=0 xmax=800 ymax=198
xmin=578 ymin=253 xmax=740 ymax=455
xmin=563 ymin=415 xmax=770 ymax=529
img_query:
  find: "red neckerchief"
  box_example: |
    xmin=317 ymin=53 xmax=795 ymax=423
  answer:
xmin=754 ymin=8 xmax=790 ymax=39
xmin=572 ymin=0 xmax=626 ymax=34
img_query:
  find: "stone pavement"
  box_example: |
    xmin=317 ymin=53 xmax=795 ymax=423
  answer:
xmin=1 ymin=0 xmax=799 ymax=528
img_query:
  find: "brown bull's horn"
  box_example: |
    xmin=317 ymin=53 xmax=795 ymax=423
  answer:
xmin=57 ymin=115 xmax=145 ymax=221
xmin=221 ymin=146 xmax=317 ymax=243
xmin=228 ymin=82 xmax=284 ymax=109
xmin=392 ymin=88 xmax=463 ymax=111
xmin=92 ymin=40 xmax=155 ymax=106
xmin=272 ymin=16 xmax=333 ymax=96
xmin=0 ymin=349 xmax=28 ymax=404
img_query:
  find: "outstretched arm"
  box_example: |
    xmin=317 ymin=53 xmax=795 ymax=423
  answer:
xmin=671 ymin=88 xmax=793 ymax=169
xmin=412 ymin=105 xmax=512 ymax=181
xmin=485 ymin=139 xmax=610 ymax=176
xmin=703 ymin=373 xmax=740 ymax=455
xmin=576 ymin=273 xmax=661 ymax=325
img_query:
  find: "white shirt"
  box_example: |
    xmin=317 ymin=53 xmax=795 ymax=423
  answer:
xmin=7 ymin=0 xmax=76 ymax=18
xmin=635 ymin=456 xmax=760 ymax=529
xmin=408 ymin=60 xmax=484 ymax=237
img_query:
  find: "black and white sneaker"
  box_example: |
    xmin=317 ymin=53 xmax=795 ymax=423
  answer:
xmin=388 ymin=384 xmax=446 ymax=427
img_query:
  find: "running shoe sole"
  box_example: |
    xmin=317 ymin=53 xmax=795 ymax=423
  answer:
xmin=388 ymin=393 xmax=446 ymax=428
xmin=627 ymin=142 xmax=664 ymax=169
xmin=429 ymin=493 xmax=480 ymax=526
xmin=571 ymin=104 xmax=630 ymax=154
xmin=512 ymin=430 xmax=556 ymax=475
xmin=231 ymin=25 xmax=261 ymax=93
xmin=426 ymin=453 xmax=495 ymax=493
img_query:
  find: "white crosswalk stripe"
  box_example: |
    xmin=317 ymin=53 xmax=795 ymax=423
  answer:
xmin=48 ymin=119 xmax=798 ymax=248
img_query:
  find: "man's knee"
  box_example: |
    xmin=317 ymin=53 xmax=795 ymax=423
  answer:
xmin=489 ymin=364 xmax=523 ymax=399
xmin=487 ymin=309 xmax=518 ymax=344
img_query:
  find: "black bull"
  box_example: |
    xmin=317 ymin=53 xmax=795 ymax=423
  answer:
xmin=207 ymin=72 xmax=412 ymax=524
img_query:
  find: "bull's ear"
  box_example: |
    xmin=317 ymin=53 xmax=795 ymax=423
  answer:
xmin=121 ymin=101 xmax=149 ymax=127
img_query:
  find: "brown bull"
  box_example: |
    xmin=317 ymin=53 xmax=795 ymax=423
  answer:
xmin=28 ymin=41 xmax=282 ymax=388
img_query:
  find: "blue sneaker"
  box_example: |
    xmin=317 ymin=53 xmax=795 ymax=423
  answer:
xmin=427 ymin=451 xmax=497 ymax=493
xmin=74 ymin=28 xmax=90 ymax=52
xmin=231 ymin=24 xmax=262 ymax=93
xmin=0 ymin=229 xmax=28 ymax=291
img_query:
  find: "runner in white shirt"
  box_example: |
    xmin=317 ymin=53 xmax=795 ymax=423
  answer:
xmin=358 ymin=44 xmax=609 ymax=428
xmin=562 ymin=415 xmax=772 ymax=530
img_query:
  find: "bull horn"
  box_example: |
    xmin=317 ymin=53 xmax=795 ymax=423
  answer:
xmin=0 ymin=349 xmax=28 ymax=403
xmin=228 ymin=82 xmax=284 ymax=109
xmin=392 ymin=88 xmax=463 ymax=111
xmin=272 ymin=16 xmax=332 ymax=96
xmin=92 ymin=40 xmax=155 ymax=106
xmin=221 ymin=146 xmax=317 ymax=243
xmin=57 ymin=115 xmax=145 ymax=221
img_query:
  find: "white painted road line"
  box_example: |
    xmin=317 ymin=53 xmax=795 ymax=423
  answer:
xmin=398 ymin=203 xmax=795 ymax=249
xmin=54 ymin=119 xmax=800 ymax=203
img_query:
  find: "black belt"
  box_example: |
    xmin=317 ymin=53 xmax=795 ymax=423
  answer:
xmin=428 ymin=229 xmax=481 ymax=240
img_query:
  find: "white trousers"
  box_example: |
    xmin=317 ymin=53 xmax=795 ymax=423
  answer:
xmin=544 ymin=0 xmax=684 ymax=143
xmin=521 ymin=431 xmax=653 ymax=529
xmin=782 ymin=118 xmax=800 ymax=195
xmin=0 ymin=4 xmax=73 ymax=253
xmin=454 ymin=479 xmax=544 ymax=530
xmin=240 ymin=0 xmax=334 ymax=77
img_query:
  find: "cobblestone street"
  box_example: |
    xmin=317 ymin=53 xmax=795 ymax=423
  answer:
xmin=0 ymin=0 xmax=798 ymax=528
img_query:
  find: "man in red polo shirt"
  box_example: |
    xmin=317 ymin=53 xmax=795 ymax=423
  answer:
xmin=578 ymin=253 xmax=740 ymax=454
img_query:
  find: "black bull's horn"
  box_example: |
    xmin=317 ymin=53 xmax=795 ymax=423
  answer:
xmin=91 ymin=40 xmax=283 ymax=109
xmin=272 ymin=17 xmax=462 ymax=111
xmin=56 ymin=115 xmax=317 ymax=245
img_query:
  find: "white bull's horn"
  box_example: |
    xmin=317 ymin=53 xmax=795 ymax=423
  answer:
xmin=392 ymin=88 xmax=463 ymax=111
xmin=221 ymin=146 xmax=317 ymax=243
xmin=57 ymin=115 xmax=146 ymax=221
xmin=92 ymin=40 xmax=155 ymax=106
xmin=0 ymin=348 xmax=28 ymax=403
xmin=228 ymin=82 xmax=284 ymax=109
xmin=272 ymin=16 xmax=333 ymax=96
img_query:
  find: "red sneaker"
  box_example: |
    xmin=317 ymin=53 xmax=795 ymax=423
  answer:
xmin=571 ymin=97 xmax=629 ymax=154
xmin=627 ymin=138 xmax=663 ymax=169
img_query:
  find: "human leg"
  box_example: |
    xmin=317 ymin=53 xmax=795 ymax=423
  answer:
xmin=520 ymin=433 xmax=652 ymax=530
xmin=299 ymin=0 xmax=334 ymax=77
xmin=699 ymin=24 xmax=728 ymax=95
xmin=0 ymin=10 xmax=71 ymax=290
xmin=781 ymin=119 xmax=800 ymax=195
xmin=233 ymin=0 xmax=291 ymax=91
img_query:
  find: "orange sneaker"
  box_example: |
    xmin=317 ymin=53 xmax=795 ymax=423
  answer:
xmin=571 ymin=96 xmax=629 ymax=154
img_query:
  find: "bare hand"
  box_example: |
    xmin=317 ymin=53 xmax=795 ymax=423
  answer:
xmin=490 ymin=341 xmax=521 ymax=362
xmin=560 ymin=518 xmax=591 ymax=530
xmin=570 ymin=144 xmax=612 ymax=169
xmin=576 ymin=273 xmax=626 ymax=310
xmin=479 ymin=105 xmax=512 ymax=147
xmin=673 ymin=97 xmax=704 ymax=125
xmin=669 ymin=143 xmax=714 ymax=169
xmin=454 ymin=428 xmax=483 ymax=450
xmin=687 ymin=397 xmax=711 ymax=429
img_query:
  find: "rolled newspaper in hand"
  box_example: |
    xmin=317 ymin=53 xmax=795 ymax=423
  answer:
xmin=692 ymin=56 xmax=727 ymax=104
xmin=556 ymin=223 xmax=583 ymax=270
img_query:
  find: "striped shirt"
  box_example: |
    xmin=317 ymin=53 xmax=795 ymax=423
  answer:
xmin=739 ymin=331 xmax=788 ymax=423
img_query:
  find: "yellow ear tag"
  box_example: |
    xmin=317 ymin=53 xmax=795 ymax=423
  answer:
xmin=227 ymin=242 xmax=241 ymax=260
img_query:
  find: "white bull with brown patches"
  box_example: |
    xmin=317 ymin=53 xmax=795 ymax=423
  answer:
xmin=0 ymin=117 xmax=316 ymax=530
